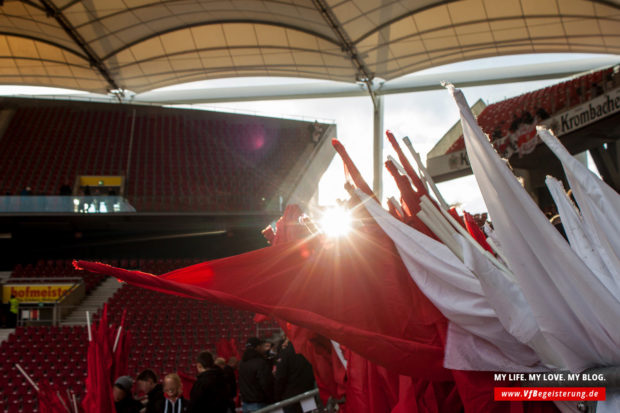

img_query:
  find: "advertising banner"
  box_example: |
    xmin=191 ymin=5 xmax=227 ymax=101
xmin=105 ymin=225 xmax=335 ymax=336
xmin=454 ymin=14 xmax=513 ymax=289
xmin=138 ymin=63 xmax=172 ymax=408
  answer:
xmin=2 ymin=284 xmax=75 ymax=303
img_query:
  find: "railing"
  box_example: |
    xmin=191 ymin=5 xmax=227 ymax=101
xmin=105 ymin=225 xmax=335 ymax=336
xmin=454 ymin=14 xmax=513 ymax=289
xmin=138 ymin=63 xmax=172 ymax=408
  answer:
xmin=254 ymin=389 xmax=323 ymax=413
xmin=0 ymin=195 xmax=136 ymax=213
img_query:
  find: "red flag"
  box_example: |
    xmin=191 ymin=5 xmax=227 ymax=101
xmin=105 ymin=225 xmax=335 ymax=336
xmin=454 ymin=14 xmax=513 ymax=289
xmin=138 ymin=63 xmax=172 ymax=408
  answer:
xmin=178 ymin=371 xmax=196 ymax=400
xmin=266 ymin=205 xmax=347 ymax=404
xmin=81 ymin=305 xmax=115 ymax=413
xmin=331 ymin=138 xmax=378 ymax=201
xmin=76 ymin=221 xmax=449 ymax=380
xmin=463 ymin=212 xmax=494 ymax=254
xmin=216 ymin=338 xmax=239 ymax=362
xmin=385 ymin=160 xmax=438 ymax=240
xmin=37 ymin=379 xmax=72 ymax=413
xmin=112 ymin=309 xmax=132 ymax=380
xmin=385 ymin=130 xmax=428 ymax=197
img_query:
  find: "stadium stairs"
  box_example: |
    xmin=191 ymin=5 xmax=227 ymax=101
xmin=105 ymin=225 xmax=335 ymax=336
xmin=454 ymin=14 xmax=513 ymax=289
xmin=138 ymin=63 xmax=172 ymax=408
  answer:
xmin=61 ymin=277 xmax=124 ymax=326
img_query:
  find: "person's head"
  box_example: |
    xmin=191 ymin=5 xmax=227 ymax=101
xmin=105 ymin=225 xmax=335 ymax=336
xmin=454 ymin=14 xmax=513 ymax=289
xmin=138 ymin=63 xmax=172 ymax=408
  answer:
xmin=196 ymin=351 xmax=214 ymax=373
xmin=281 ymin=338 xmax=290 ymax=351
xmin=163 ymin=373 xmax=183 ymax=402
xmin=227 ymin=356 xmax=238 ymax=368
xmin=246 ymin=337 xmax=270 ymax=355
xmin=113 ymin=376 xmax=133 ymax=402
xmin=136 ymin=369 xmax=158 ymax=394
xmin=260 ymin=341 xmax=272 ymax=356
xmin=10 ymin=294 xmax=15 ymax=299
xmin=214 ymin=357 xmax=226 ymax=369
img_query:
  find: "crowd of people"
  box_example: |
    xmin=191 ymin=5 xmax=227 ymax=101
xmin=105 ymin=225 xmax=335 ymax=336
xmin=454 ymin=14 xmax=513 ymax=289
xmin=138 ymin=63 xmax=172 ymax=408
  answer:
xmin=113 ymin=336 xmax=316 ymax=413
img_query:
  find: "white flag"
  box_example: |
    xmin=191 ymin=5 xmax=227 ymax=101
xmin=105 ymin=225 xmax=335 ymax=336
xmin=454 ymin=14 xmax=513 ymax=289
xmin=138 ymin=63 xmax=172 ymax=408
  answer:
xmin=546 ymin=176 xmax=612 ymax=281
xmin=450 ymin=86 xmax=620 ymax=372
xmin=539 ymin=127 xmax=620 ymax=285
xmin=360 ymin=190 xmax=543 ymax=372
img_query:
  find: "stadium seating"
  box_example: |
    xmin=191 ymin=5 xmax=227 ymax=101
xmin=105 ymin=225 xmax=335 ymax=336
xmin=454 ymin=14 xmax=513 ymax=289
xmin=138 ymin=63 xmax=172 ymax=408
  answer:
xmin=445 ymin=66 xmax=616 ymax=154
xmin=0 ymin=259 xmax=280 ymax=413
xmin=9 ymin=260 xmax=106 ymax=293
xmin=0 ymin=101 xmax=317 ymax=212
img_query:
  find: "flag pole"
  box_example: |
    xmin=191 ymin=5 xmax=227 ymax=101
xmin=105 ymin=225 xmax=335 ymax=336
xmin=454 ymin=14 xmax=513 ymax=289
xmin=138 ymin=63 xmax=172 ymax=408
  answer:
xmin=15 ymin=363 xmax=39 ymax=392
xmin=113 ymin=325 xmax=123 ymax=353
xmin=402 ymin=136 xmax=449 ymax=209
xmin=387 ymin=155 xmax=416 ymax=190
xmin=56 ymin=390 xmax=72 ymax=413
xmin=86 ymin=311 xmax=92 ymax=342
xmin=71 ymin=391 xmax=79 ymax=413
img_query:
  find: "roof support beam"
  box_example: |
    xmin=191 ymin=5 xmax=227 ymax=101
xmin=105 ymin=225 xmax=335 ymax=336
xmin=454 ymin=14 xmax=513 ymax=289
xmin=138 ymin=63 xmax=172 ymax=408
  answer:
xmin=37 ymin=0 xmax=120 ymax=93
xmin=311 ymin=0 xmax=378 ymax=107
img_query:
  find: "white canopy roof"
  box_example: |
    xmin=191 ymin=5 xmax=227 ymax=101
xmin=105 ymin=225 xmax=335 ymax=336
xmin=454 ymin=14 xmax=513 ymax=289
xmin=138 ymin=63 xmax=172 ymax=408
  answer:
xmin=1 ymin=0 xmax=619 ymax=94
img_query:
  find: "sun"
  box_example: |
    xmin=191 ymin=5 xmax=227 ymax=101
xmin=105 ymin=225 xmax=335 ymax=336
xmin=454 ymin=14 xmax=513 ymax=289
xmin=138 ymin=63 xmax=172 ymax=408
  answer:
xmin=319 ymin=207 xmax=352 ymax=238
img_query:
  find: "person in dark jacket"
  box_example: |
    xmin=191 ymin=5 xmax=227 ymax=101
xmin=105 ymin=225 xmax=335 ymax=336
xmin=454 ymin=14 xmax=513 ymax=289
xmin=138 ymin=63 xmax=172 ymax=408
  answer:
xmin=215 ymin=357 xmax=237 ymax=412
xmin=239 ymin=337 xmax=274 ymax=413
xmin=274 ymin=338 xmax=316 ymax=413
xmin=189 ymin=351 xmax=229 ymax=413
xmin=137 ymin=369 xmax=165 ymax=413
xmin=163 ymin=373 xmax=189 ymax=413
xmin=113 ymin=376 xmax=142 ymax=413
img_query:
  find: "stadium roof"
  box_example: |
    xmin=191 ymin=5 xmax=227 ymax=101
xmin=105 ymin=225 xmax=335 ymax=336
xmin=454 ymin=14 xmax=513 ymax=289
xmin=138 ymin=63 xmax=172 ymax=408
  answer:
xmin=0 ymin=0 xmax=619 ymax=95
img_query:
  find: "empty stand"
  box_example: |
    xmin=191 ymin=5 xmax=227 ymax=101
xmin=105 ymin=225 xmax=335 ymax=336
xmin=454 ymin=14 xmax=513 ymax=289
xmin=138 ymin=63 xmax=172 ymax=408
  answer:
xmin=10 ymin=260 xmax=105 ymax=293
xmin=0 ymin=100 xmax=319 ymax=213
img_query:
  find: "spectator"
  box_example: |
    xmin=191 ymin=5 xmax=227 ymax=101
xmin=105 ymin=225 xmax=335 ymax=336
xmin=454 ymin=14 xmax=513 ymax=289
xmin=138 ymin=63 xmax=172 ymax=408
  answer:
xmin=536 ymin=107 xmax=550 ymax=120
xmin=492 ymin=127 xmax=502 ymax=140
xmin=137 ymin=369 xmax=165 ymax=413
xmin=239 ymin=337 xmax=274 ymax=412
xmin=521 ymin=110 xmax=534 ymax=124
xmin=8 ymin=294 xmax=19 ymax=328
xmin=274 ymin=338 xmax=316 ymax=413
xmin=189 ymin=351 xmax=228 ymax=413
xmin=591 ymin=82 xmax=604 ymax=97
xmin=114 ymin=376 xmax=142 ymax=413
xmin=20 ymin=186 xmax=33 ymax=196
xmin=215 ymin=357 xmax=237 ymax=412
xmin=163 ymin=373 xmax=189 ymax=413
xmin=509 ymin=114 xmax=520 ymax=132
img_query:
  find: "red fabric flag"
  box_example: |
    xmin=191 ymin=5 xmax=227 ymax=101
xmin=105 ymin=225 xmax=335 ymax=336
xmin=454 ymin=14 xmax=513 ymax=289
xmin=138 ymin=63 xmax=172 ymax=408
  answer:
xmin=81 ymin=305 xmax=115 ymax=413
xmin=216 ymin=338 xmax=239 ymax=362
xmin=385 ymin=130 xmax=428 ymax=197
xmin=448 ymin=207 xmax=466 ymax=229
xmin=111 ymin=309 xmax=132 ymax=380
xmin=385 ymin=160 xmax=438 ymax=240
xmin=331 ymin=138 xmax=378 ymax=201
xmin=178 ymin=371 xmax=196 ymax=400
xmin=463 ymin=212 xmax=494 ymax=254
xmin=38 ymin=379 xmax=72 ymax=413
xmin=266 ymin=205 xmax=347 ymax=404
xmin=76 ymin=222 xmax=449 ymax=380
xmin=280 ymin=322 xmax=346 ymax=404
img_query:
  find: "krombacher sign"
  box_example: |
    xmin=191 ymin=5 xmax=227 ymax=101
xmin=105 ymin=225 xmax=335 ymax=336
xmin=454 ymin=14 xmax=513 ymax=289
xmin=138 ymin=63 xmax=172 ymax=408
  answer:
xmin=428 ymin=87 xmax=620 ymax=181
xmin=543 ymin=87 xmax=620 ymax=136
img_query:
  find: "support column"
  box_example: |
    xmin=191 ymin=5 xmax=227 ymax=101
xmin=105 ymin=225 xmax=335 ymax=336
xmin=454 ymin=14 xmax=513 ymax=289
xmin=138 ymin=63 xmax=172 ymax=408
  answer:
xmin=590 ymin=141 xmax=620 ymax=191
xmin=373 ymin=95 xmax=384 ymax=201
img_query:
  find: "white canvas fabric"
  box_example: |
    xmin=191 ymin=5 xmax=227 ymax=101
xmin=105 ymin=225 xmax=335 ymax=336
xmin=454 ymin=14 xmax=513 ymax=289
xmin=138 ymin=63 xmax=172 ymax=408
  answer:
xmin=359 ymin=191 xmax=543 ymax=372
xmin=545 ymin=176 xmax=612 ymax=282
xmin=539 ymin=128 xmax=620 ymax=285
xmin=449 ymin=85 xmax=620 ymax=372
xmin=457 ymin=236 xmax=564 ymax=369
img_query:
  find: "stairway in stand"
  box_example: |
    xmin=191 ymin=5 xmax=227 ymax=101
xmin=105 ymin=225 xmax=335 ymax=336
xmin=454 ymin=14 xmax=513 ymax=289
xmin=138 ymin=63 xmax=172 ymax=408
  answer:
xmin=61 ymin=277 xmax=123 ymax=326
